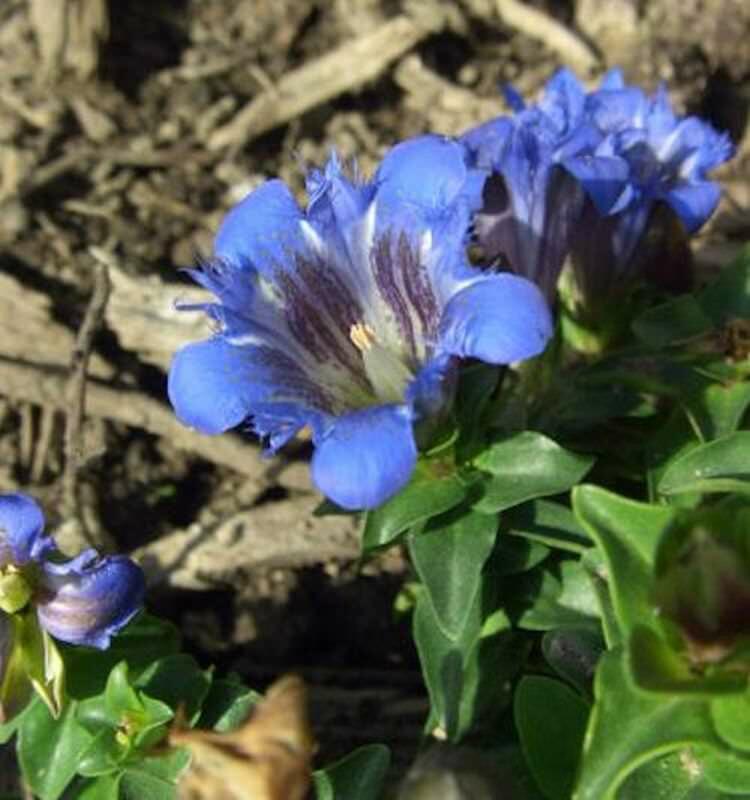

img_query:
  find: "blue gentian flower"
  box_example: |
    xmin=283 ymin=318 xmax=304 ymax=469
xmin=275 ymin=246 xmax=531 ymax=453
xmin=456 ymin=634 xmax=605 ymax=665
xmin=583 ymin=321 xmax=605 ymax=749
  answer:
xmin=461 ymin=69 xmax=631 ymax=302
xmin=168 ymin=135 xmax=553 ymax=510
xmin=462 ymin=68 xmax=733 ymax=304
xmin=0 ymin=493 xmax=145 ymax=648
xmin=567 ymin=68 xmax=735 ymax=299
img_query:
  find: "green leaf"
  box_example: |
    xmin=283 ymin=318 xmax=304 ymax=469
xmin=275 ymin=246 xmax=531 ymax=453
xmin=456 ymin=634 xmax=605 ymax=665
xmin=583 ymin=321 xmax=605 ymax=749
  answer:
xmin=18 ymin=699 xmax=92 ymax=800
xmin=572 ymin=486 xmax=675 ymax=640
xmin=711 ymin=691 xmax=750 ymax=751
xmin=514 ymin=560 xmax=600 ymax=632
xmin=197 ymin=677 xmax=259 ymax=731
xmin=490 ymin=535 xmax=550 ymax=576
xmin=473 ymin=432 xmax=594 ymax=514
xmin=413 ymin=588 xmax=469 ymax=739
xmin=658 ymin=432 xmax=750 ymax=496
xmin=573 ymin=649 xmax=724 ymax=800
xmin=504 ymin=500 xmax=591 ymax=554
xmin=409 ymin=511 xmax=498 ymax=640
xmin=63 ymin=614 xmax=181 ymax=700
xmin=684 ymin=381 xmax=750 ymax=441
xmin=362 ymin=471 xmax=468 ymax=552
xmin=455 ymin=363 xmax=501 ymax=461
xmin=629 ymin=626 xmax=746 ymax=696
xmin=698 ymin=746 xmax=750 ymax=794
xmin=633 ymin=294 xmax=714 ymax=348
xmin=699 ymin=246 xmax=750 ymax=326
xmin=413 ymin=587 xmax=523 ymax=741
xmin=135 ymin=654 xmax=211 ymax=723
xmin=68 ymin=774 xmax=122 ymax=800
xmin=617 ymin=751 xmax=723 ymax=800
xmin=515 ymin=676 xmax=589 ymax=800
xmin=314 ymin=744 xmax=390 ymax=800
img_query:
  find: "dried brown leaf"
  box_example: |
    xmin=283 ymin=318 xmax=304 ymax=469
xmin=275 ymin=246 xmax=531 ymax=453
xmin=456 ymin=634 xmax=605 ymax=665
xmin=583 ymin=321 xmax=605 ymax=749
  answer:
xmin=170 ymin=675 xmax=317 ymax=800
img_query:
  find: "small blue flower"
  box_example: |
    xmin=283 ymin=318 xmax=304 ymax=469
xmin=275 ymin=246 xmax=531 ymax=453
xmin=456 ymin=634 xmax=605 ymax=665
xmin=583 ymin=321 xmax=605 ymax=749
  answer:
xmin=462 ymin=69 xmax=628 ymax=301
xmin=168 ymin=135 xmax=553 ymax=510
xmin=569 ymin=69 xmax=735 ymax=292
xmin=0 ymin=494 xmax=145 ymax=649
xmin=462 ymin=68 xmax=733 ymax=303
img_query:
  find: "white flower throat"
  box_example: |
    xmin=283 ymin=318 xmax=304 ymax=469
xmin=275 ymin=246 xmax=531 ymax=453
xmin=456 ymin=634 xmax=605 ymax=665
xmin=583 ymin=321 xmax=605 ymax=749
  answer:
xmin=349 ymin=322 xmax=414 ymax=405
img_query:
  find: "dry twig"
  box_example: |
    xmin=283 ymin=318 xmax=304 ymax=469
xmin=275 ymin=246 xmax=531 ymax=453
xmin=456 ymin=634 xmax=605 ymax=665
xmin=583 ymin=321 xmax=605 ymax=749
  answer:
xmin=0 ymin=357 xmax=268 ymax=483
xmin=62 ymin=263 xmax=113 ymax=550
xmin=494 ymin=0 xmax=599 ymax=74
xmin=208 ymin=13 xmax=440 ymax=151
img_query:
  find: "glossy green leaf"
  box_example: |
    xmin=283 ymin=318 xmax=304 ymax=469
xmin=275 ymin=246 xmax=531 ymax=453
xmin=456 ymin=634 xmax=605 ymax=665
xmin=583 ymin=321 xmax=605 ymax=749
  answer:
xmin=633 ymin=294 xmax=714 ymax=348
xmin=572 ymin=486 xmax=675 ymax=639
xmin=514 ymin=560 xmax=600 ymax=632
xmin=629 ymin=626 xmax=746 ymax=696
xmin=314 ymin=744 xmax=390 ymax=800
xmin=63 ymin=614 xmax=181 ymax=700
xmin=18 ymin=699 xmax=92 ymax=800
xmin=658 ymin=432 xmax=750 ymax=496
xmin=515 ymin=676 xmax=589 ymax=800
xmin=197 ymin=677 xmax=259 ymax=731
xmin=504 ymin=500 xmax=591 ymax=554
xmin=362 ymin=472 xmax=468 ymax=552
xmin=473 ymin=432 xmax=594 ymax=514
xmin=698 ymin=746 xmax=750 ymax=794
xmin=684 ymin=381 xmax=750 ymax=441
xmin=413 ymin=586 xmax=522 ymax=741
xmin=413 ymin=588 xmax=470 ymax=739
xmin=135 ymin=654 xmax=211 ymax=724
xmin=574 ymin=649 xmax=724 ymax=800
xmin=69 ymin=774 xmax=121 ymax=800
xmin=711 ymin=691 xmax=750 ymax=751
xmin=409 ymin=511 xmax=498 ymax=640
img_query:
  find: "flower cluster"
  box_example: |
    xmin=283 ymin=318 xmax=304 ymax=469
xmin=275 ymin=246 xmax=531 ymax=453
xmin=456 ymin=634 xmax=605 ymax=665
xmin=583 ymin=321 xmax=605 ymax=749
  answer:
xmin=168 ymin=69 xmax=733 ymax=510
xmin=462 ymin=68 xmax=734 ymax=305
xmin=0 ymin=493 xmax=144 ymax=715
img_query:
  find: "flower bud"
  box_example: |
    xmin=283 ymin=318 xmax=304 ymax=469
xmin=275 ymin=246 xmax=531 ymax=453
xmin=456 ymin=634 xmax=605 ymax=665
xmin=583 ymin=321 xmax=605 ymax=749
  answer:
xmin=0 ymin=569 xmax=32 ymax=614
xmin=653 ymin=503 xmax=750 ymax=664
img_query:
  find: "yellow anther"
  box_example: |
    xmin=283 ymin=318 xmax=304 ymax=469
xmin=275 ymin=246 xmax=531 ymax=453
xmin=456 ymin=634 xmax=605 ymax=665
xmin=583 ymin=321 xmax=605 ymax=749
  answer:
xmin=349 ymin=322 xmax=376 ymax=352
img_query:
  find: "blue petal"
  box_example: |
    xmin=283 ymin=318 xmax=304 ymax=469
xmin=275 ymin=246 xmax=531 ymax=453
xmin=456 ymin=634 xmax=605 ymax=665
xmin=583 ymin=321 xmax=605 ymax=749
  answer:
xmin=37 ymin=553 xmax=145 ymax=649
xmin=663 ymin=181 xmax=721 ymax=233
xmin=461 ymin=118 xmax=514 ymax=170
xmin=376 ymin=135 xmax=471 ymax=216
xmin=168 ymin=338 xmax=267 ymax=435
xmin=562 ymin=154 xmax=632 ymax=214
xmin=599 ymin=68 xmax=625 ymax=90
xmin=538 ymin=68 xmax=586 ymax=132
xmin=502 ymin=83 xmax=526 ymax=112
xmin=311 ymin=406 xmax=417 ymax=510
xmin=406 ymin=353 xmax=458 ymax=423
xmin=589 ymin=87 xmax=650 ymax=132
xmin=438 ymin=274 xmax=553 ymax=364
xmin=0 ymin=494 xmax=51 ymax=566
xmin=214 ymin=179 xmax=306 ymax=274
xmin=306 ymin=152 xmax=374 ymax=233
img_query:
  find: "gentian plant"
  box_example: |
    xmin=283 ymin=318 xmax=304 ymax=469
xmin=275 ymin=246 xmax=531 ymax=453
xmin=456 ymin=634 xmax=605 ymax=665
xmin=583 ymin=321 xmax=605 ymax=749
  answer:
xmin=3 ymin=67 xmax=750 ymax=800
